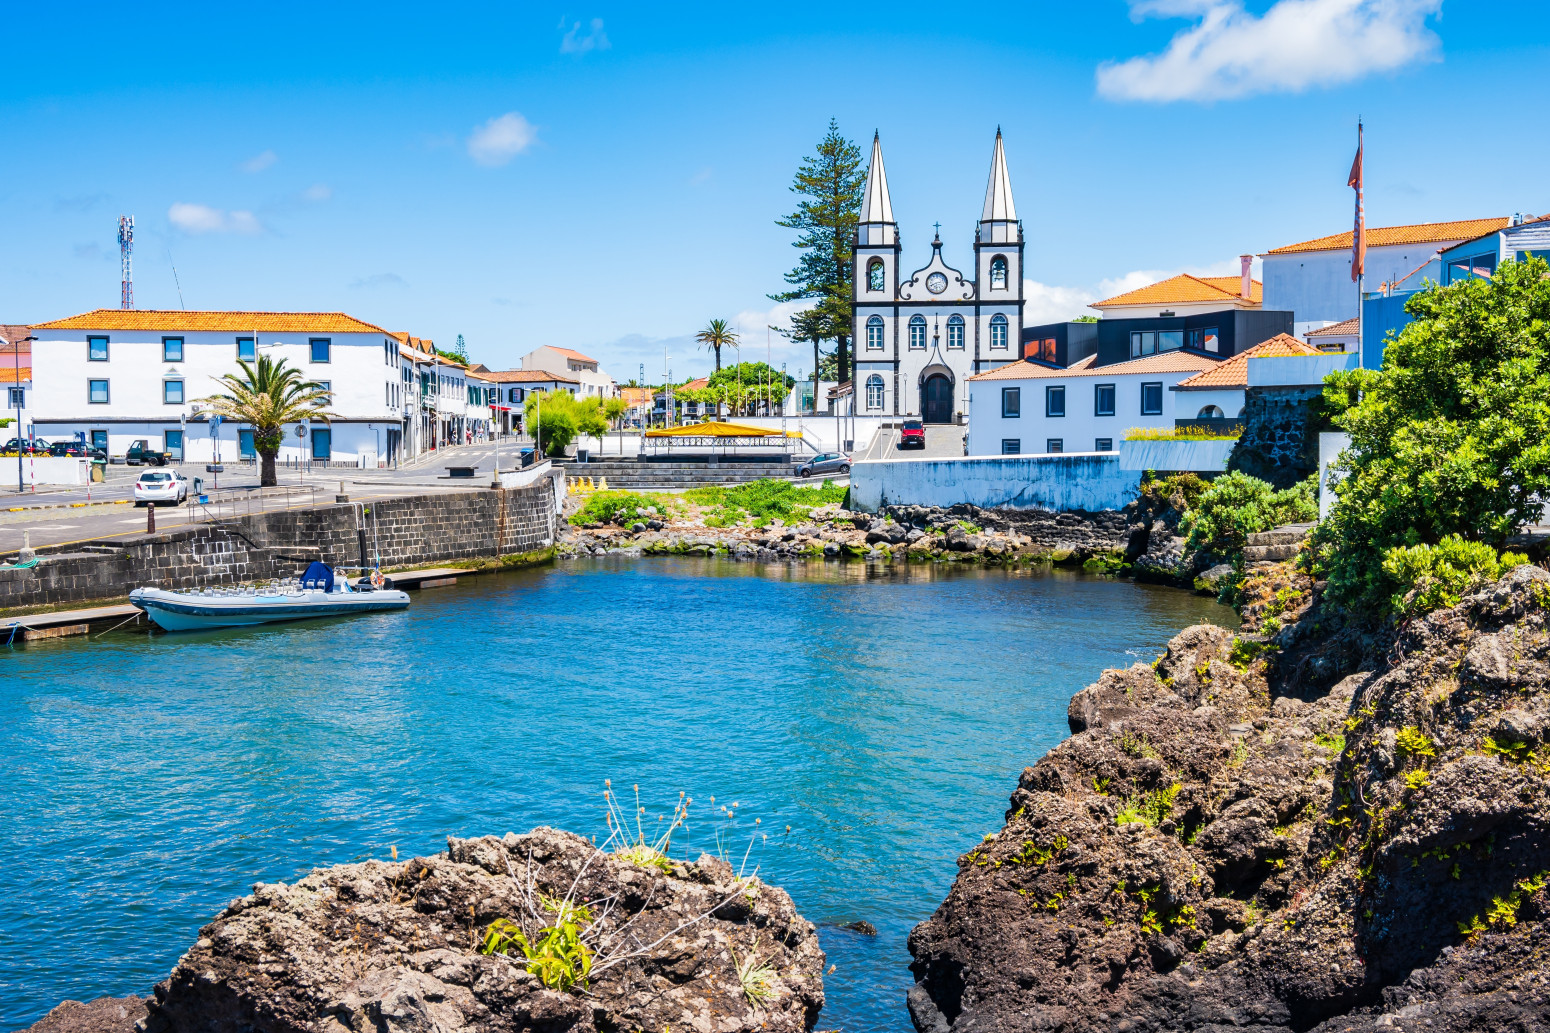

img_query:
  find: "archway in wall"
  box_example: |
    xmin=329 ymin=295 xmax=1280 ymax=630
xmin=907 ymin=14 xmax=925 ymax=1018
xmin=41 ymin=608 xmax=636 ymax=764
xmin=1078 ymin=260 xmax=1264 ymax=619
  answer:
xmin=921 ymin=373 xmax=955 ymax=424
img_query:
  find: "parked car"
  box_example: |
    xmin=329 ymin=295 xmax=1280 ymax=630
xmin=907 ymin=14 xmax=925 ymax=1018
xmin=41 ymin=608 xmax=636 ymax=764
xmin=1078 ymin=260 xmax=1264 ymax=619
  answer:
xmin=1 ymin=437 xmax=50 ymax=455
xmin=125 ymin=440 xmax=169 ymax=466
xmin=133 ymin=470 xmax=189 ymax=506
xmin=798 ymin=452 xmax=851 ymax=477
xmin=898 ymin=419 xmax=926 ymax=450
xmin=48 ymin=440 xmax=106 ymax=459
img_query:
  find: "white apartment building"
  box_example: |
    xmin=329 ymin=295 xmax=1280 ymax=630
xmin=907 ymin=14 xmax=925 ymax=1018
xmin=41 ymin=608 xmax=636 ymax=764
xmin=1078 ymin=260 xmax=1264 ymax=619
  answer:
xmin=521 ymin=346 xmax=615 ymax=398
xmin=965 ymin=351 xmax=1219 ymax=457
xmin=29 ymin=310 xmax=407 ymax=466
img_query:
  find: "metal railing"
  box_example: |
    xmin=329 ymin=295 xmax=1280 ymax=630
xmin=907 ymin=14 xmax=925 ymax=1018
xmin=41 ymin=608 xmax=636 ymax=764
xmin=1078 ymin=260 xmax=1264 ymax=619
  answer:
xmin=195 ymin=484 xmax=319 ymax=523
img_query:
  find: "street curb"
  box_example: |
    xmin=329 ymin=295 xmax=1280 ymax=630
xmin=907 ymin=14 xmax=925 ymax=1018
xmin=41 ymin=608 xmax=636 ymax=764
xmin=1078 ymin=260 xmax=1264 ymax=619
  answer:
xmin=7 ymin=500 xmax=132 ymax=512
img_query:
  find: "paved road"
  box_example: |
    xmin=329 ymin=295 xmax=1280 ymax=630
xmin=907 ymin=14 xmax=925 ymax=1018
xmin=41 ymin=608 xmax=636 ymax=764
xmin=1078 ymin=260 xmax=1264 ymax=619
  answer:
xmin=0 ymin=442 xmax=516 ymax=555
xmin=861 ymin=424 xmax=966 ymax=460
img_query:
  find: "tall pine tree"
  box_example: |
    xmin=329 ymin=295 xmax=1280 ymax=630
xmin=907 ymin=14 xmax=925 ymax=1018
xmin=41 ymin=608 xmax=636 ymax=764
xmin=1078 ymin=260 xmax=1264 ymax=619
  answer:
xmin=772 ymin=120 xmax=864 ymax=385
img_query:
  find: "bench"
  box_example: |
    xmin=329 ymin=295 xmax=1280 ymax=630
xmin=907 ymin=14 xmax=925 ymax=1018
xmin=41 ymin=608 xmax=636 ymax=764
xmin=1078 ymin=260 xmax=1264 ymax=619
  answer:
xmin=445 ymin=466 xmax=477 ymax=478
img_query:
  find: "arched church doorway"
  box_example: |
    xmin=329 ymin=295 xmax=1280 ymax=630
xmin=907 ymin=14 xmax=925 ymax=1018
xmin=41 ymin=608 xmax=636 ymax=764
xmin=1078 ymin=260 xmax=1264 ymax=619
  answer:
xmin=922 ymin=373 xmax=955 ymax=424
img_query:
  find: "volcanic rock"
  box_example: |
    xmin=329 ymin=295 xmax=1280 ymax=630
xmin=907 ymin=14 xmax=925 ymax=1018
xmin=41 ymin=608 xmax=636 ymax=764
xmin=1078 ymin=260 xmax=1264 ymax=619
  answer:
xmin=142 ymin=828 xmax=824 ymax=1033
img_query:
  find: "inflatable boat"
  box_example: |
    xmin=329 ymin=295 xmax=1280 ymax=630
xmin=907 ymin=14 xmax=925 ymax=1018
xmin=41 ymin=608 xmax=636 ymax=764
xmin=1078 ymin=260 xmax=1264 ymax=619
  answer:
xmin=130 ymin=563 xmax=410 ymax=631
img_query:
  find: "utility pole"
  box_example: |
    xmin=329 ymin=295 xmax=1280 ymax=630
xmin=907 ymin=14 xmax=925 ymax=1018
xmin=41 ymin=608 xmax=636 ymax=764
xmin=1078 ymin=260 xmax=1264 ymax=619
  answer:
xmin=118 ymin=216 xmax=134 ymax=310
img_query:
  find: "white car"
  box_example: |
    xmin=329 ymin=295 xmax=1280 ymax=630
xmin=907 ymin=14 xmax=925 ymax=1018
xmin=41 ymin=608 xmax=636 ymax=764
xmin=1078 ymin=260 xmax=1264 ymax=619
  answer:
xmin=133 ymin=470 xmax=189 ymax=507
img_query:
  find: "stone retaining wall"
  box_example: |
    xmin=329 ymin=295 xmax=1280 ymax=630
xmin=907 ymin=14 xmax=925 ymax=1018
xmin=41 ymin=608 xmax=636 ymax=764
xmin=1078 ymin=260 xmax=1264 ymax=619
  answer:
xmin=0 ymin=481 xmax=556 ymax=611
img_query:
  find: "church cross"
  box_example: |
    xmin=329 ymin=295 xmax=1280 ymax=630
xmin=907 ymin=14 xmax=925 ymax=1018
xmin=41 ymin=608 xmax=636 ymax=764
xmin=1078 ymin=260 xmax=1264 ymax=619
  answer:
xmin=932 ymin=221 xmax=941 ymax=237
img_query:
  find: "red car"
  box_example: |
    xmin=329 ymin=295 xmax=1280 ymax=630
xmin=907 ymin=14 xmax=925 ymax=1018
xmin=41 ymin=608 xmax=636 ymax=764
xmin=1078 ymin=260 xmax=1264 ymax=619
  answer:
xmin=899 ymin=419 xmax=926 ymax=450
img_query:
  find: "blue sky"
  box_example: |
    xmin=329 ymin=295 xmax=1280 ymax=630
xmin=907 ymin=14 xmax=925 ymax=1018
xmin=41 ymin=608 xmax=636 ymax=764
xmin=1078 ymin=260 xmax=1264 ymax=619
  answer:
xmin=3 ymin=1 xmax=1545 ymax=380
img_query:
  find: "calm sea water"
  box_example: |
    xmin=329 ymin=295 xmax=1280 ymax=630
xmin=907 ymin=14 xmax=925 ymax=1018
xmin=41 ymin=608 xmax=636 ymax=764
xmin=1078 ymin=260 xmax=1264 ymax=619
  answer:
xmin=0 ymin=558 xmax=1232 ymax=1031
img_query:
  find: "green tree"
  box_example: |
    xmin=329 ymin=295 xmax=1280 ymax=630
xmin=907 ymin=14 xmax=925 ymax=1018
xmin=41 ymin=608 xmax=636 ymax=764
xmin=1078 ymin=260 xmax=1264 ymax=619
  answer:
xmin=450 ymin=334 xmax=470 ymax=364
xmin=709 ymin=362 xmax=795 ymax=417
xmin=1313 ymin=256 xmax=1550 ymax=611
xmin=523 ymin=391 xmax=608 ymax=457
xmin=694 ymin=319 xmax=738 ymax=373
xmin=788 ymin=304 xmax=843 ymax=413
xmin=772 ymin=120 xmax=864 ymax=386
xmin=198 ymin=355 xmax=335 ymax=487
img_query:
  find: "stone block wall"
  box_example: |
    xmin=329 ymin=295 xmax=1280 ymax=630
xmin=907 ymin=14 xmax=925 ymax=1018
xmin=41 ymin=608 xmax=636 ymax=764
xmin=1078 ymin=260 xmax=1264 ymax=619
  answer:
xmin=0 ymin=480 xmax=556 ymax=611
xmin=1228 ymin=386 xmax=1326 ymax=489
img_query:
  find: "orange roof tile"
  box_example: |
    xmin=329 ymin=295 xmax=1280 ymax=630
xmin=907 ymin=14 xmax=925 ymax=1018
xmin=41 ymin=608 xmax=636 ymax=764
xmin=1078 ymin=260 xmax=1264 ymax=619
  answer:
xmin=969 ymin=351 xmax=1220 ymax=381
xmin=32 ymin=309 xmax=389 ymax=333
xmin=1265 ymin=217 xmax=1508 ymax=256
xmin=1092 ymin=273 xmax=1260 ymax=309
xmin=0 ymin=366 xmax=30 ymax=384
xmin=1306 ymin=318 xmax=1359 ymax=338
xmin=548 ymin=346 xmax=599 ymax=364
xmin=480 ymin=369 xmax=579 ymax=384
xmin=1175 ymin=334 xmax=1320 ymax=389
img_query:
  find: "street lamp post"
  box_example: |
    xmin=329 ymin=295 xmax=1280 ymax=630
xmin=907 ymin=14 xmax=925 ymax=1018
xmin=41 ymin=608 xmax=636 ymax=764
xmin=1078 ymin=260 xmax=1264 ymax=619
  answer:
xmin=10 ymin=334 xmax=36 ymax=494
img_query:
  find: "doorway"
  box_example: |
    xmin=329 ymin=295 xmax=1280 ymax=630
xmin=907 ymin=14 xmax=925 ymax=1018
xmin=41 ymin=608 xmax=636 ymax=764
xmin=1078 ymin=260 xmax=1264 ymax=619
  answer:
xmin=922 ymin=373 xmax=955 ymax=424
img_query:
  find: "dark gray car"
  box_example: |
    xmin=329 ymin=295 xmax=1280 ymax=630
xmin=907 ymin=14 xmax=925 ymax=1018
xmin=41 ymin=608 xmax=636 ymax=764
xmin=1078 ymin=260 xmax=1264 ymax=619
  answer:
xmin=798 ymin=452 xmax=851 ymax=477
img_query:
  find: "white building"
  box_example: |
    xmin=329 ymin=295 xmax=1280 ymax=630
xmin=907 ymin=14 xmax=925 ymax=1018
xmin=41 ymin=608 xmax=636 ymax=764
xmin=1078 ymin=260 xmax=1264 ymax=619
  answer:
xmin=29 ymin=310 xmax=406 ymax=466
xmin=1260 ymin=217 xmax=1507 ymax=336
xmin=481 ymin=369 xmax=580 ymax=435
xmin=853 ymin=130 xmax=1023 ymax=423
xmin=1170 ymin=334 xmax=1321 ymax=419
xmin=965 ymin=351 xmax=1219 ymax=457
xmin=521 ymin=346 xmax=615 ymax=398
xmin=1304 ymin=318 xmax=1358 ymax=353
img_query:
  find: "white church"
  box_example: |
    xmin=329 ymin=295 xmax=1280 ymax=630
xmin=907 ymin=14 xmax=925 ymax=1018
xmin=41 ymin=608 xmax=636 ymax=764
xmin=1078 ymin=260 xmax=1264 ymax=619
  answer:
xmin=852 ymin=130 xmax=1025 ymax=422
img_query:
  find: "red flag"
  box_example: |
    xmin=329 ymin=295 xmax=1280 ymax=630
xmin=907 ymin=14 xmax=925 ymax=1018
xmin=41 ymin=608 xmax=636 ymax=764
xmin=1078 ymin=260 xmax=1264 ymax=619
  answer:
xmin=1348 ymin=122 xmax=1365 ymax=282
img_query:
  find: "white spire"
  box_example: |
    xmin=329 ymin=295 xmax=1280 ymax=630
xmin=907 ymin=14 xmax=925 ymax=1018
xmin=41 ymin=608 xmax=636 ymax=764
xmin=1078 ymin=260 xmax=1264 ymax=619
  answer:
xmin=980 ymin=128 xmax=1016 ymax=223
xmin=861 ymin=131 xmax=894 ymax=224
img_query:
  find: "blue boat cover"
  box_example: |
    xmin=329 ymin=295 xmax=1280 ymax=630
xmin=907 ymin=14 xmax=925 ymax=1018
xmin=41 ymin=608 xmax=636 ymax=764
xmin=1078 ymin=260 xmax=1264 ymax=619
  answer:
xmin=301 ymin=561 xmax=334 ymax=591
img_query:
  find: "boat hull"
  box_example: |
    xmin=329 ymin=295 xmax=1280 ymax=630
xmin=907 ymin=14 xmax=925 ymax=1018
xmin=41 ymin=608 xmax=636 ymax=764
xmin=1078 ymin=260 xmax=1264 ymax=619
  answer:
xmin=129 ymin=587 xmax=410 ymax=631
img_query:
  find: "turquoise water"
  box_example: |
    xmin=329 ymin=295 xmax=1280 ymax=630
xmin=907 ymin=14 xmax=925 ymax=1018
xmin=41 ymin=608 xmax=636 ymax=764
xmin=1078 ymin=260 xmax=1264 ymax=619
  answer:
xmin=0 ymin=558 xmax=1232 ymax=1031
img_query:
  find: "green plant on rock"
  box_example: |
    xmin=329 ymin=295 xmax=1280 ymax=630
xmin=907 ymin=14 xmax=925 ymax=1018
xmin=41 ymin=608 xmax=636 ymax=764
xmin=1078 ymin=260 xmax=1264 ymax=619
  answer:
xmin=1381 ymin=535 xmax=1529 ymax=617
xmin=570 ymin=490 xmax=676 ymax=527
xmin=1116 ymin=783 xmax=1181 ymax=827
xmin=731 ymin=936 xmax=778 ymax=1006
xmin=1313 ymin=732 xmax=1346 ymax=753
xmin=481 ymin=905 xmax=595 ymax=992
xmin=1459 ymin=872 xmax=1550 ymax=937
xmin=1403 ymin=769 xmax=1432 ymax=791
xmin=1396 ymin=726 xmax=1437 ymax=761
xmin=1116 ymin=731 xmax=1159 ymax=759
xmin=1010 ymin=834 xmax=1069 ymax=866
xmin=683 ymin=478 xmax=846 ymax=526
xmin=1229 ymin=637 xmax=1276 ymax=671
xmin=1178 ymin=471 xmax=1318 ymax=560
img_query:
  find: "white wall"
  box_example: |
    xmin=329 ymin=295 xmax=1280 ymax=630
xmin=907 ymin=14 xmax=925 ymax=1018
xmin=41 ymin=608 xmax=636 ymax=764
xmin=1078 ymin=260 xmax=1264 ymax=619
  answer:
xmin=1263 ymin=244 xmax=1445 ymax=326
xmin=1174 ymin=388 xmax=1246 ymax=419
xmin=966 ymin=369 xmax=1204 ymax=457
xmin=849 ymin=452 xmax=1135 ymax=513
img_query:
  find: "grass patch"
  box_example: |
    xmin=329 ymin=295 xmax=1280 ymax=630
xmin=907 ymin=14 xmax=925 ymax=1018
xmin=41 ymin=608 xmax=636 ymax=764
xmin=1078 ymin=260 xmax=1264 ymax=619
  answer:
xmin=570 ymin=490 xmax=677 ymax=526
xmin=683 ymin=479 xmax=846 ymax=527
xmin=1124 ymin=426 xmax=1241 ymax=442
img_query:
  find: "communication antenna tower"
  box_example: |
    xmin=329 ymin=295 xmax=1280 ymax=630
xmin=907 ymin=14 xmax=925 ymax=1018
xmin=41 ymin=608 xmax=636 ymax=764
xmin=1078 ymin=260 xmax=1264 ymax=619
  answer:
xmin=117 ymin=215 xmax=135 ymax=309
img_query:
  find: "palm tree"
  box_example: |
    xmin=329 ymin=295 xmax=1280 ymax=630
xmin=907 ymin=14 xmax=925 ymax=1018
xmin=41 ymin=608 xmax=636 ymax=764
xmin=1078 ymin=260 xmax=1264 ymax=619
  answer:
xmin=695 ymin=319 xmax=738 ymax=373
xmin=198 ymin=355 xmax=335 ymax=487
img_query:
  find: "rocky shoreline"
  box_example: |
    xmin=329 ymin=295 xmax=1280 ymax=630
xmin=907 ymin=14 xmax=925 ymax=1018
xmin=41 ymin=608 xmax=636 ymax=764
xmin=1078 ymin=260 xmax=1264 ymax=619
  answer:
xmin=906 ymin=563 xmax=1550 ymax=1032
xmin=559 ymin=494 xmax=1206 ymax=583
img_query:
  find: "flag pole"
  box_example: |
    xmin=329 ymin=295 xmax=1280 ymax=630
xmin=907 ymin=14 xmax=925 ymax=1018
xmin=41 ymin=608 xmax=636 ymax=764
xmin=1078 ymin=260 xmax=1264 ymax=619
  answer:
xmin=1350 ymin=118 xmax=1366 ymax=370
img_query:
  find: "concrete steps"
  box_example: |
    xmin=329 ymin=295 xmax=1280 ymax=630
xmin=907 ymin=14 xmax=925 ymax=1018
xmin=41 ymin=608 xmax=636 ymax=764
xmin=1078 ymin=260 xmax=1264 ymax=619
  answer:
xmin=1242 ymin=523 xmax=1313 ymax=563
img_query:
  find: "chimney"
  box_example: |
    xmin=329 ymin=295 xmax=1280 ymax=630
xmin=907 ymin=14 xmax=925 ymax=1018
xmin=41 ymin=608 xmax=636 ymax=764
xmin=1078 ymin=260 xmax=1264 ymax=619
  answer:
xmin=1240 ymin=255 xmax=1253 ymax=301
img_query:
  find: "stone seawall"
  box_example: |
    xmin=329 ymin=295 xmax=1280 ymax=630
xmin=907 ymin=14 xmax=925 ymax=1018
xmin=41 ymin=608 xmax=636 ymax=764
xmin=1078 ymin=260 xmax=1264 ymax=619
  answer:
xmin=0 ymin=481 xmax=556 ymax=611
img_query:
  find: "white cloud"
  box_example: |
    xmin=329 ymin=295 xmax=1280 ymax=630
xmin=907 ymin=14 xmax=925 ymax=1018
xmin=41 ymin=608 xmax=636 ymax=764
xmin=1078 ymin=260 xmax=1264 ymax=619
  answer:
xmin=303 ymin=183 xmax=332 ymax=202
xmin=168 ymin=203 xmax=262 ymax=234
xmin=559 ymin=17 xmax=610 ymax=55
xmin=467 ymin=112 xmax=538 ymax=167
xmin=1096 ymin=0 xmax=1442 ymax=102
xmin=241 ymin=149 xmax=278 ymax=173
xmin=350 ymin=272 xmax=407 ymax=290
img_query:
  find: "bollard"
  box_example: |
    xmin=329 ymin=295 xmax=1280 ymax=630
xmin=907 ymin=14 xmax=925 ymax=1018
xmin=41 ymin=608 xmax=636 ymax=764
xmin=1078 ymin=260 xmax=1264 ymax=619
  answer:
xmin=18 ymin=530 xmax=34 ymax=565
xmin=586 ymin=476 xmax=595 ymax=490
xmin=336 ymin=479 xmax=350 ymax=504
xmin=598 ymin=476 xmax=608 ymax=490
xmin=146 ymin=500 xmax=156 ymax=533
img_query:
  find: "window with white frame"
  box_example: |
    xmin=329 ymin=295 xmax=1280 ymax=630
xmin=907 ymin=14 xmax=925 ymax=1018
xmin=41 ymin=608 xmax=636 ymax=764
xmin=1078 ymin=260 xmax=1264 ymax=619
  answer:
xmin=909 ymin=315 xmax=927 ymax=349
xmin=867 ymin=315 xmax=885 ymax=350
xmin=865 ymin=374 xmax=884 ymax=410
xmin=989 ymin=314 xmax=1009 ymax=349
xmin=947 ymin=314 xmax=965 ymax=349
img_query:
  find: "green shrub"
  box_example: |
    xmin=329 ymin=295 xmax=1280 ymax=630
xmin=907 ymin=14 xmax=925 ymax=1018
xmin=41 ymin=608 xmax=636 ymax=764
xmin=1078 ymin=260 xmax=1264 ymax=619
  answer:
xmin=1139 ymin=471 xmax=1212 ymax=513
xmin=1116 ymin=783 xmax=1181 ymax=827
xmin=1179 ymin=471 xmax=1317 ymax=559
xmin=1312 ymin=257 xmax=1550 ymax=613
xmin=1380 ymin=535 xmax=1529 ymax=616
xmin=570 ymin=491 xmax=674 ymax=527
